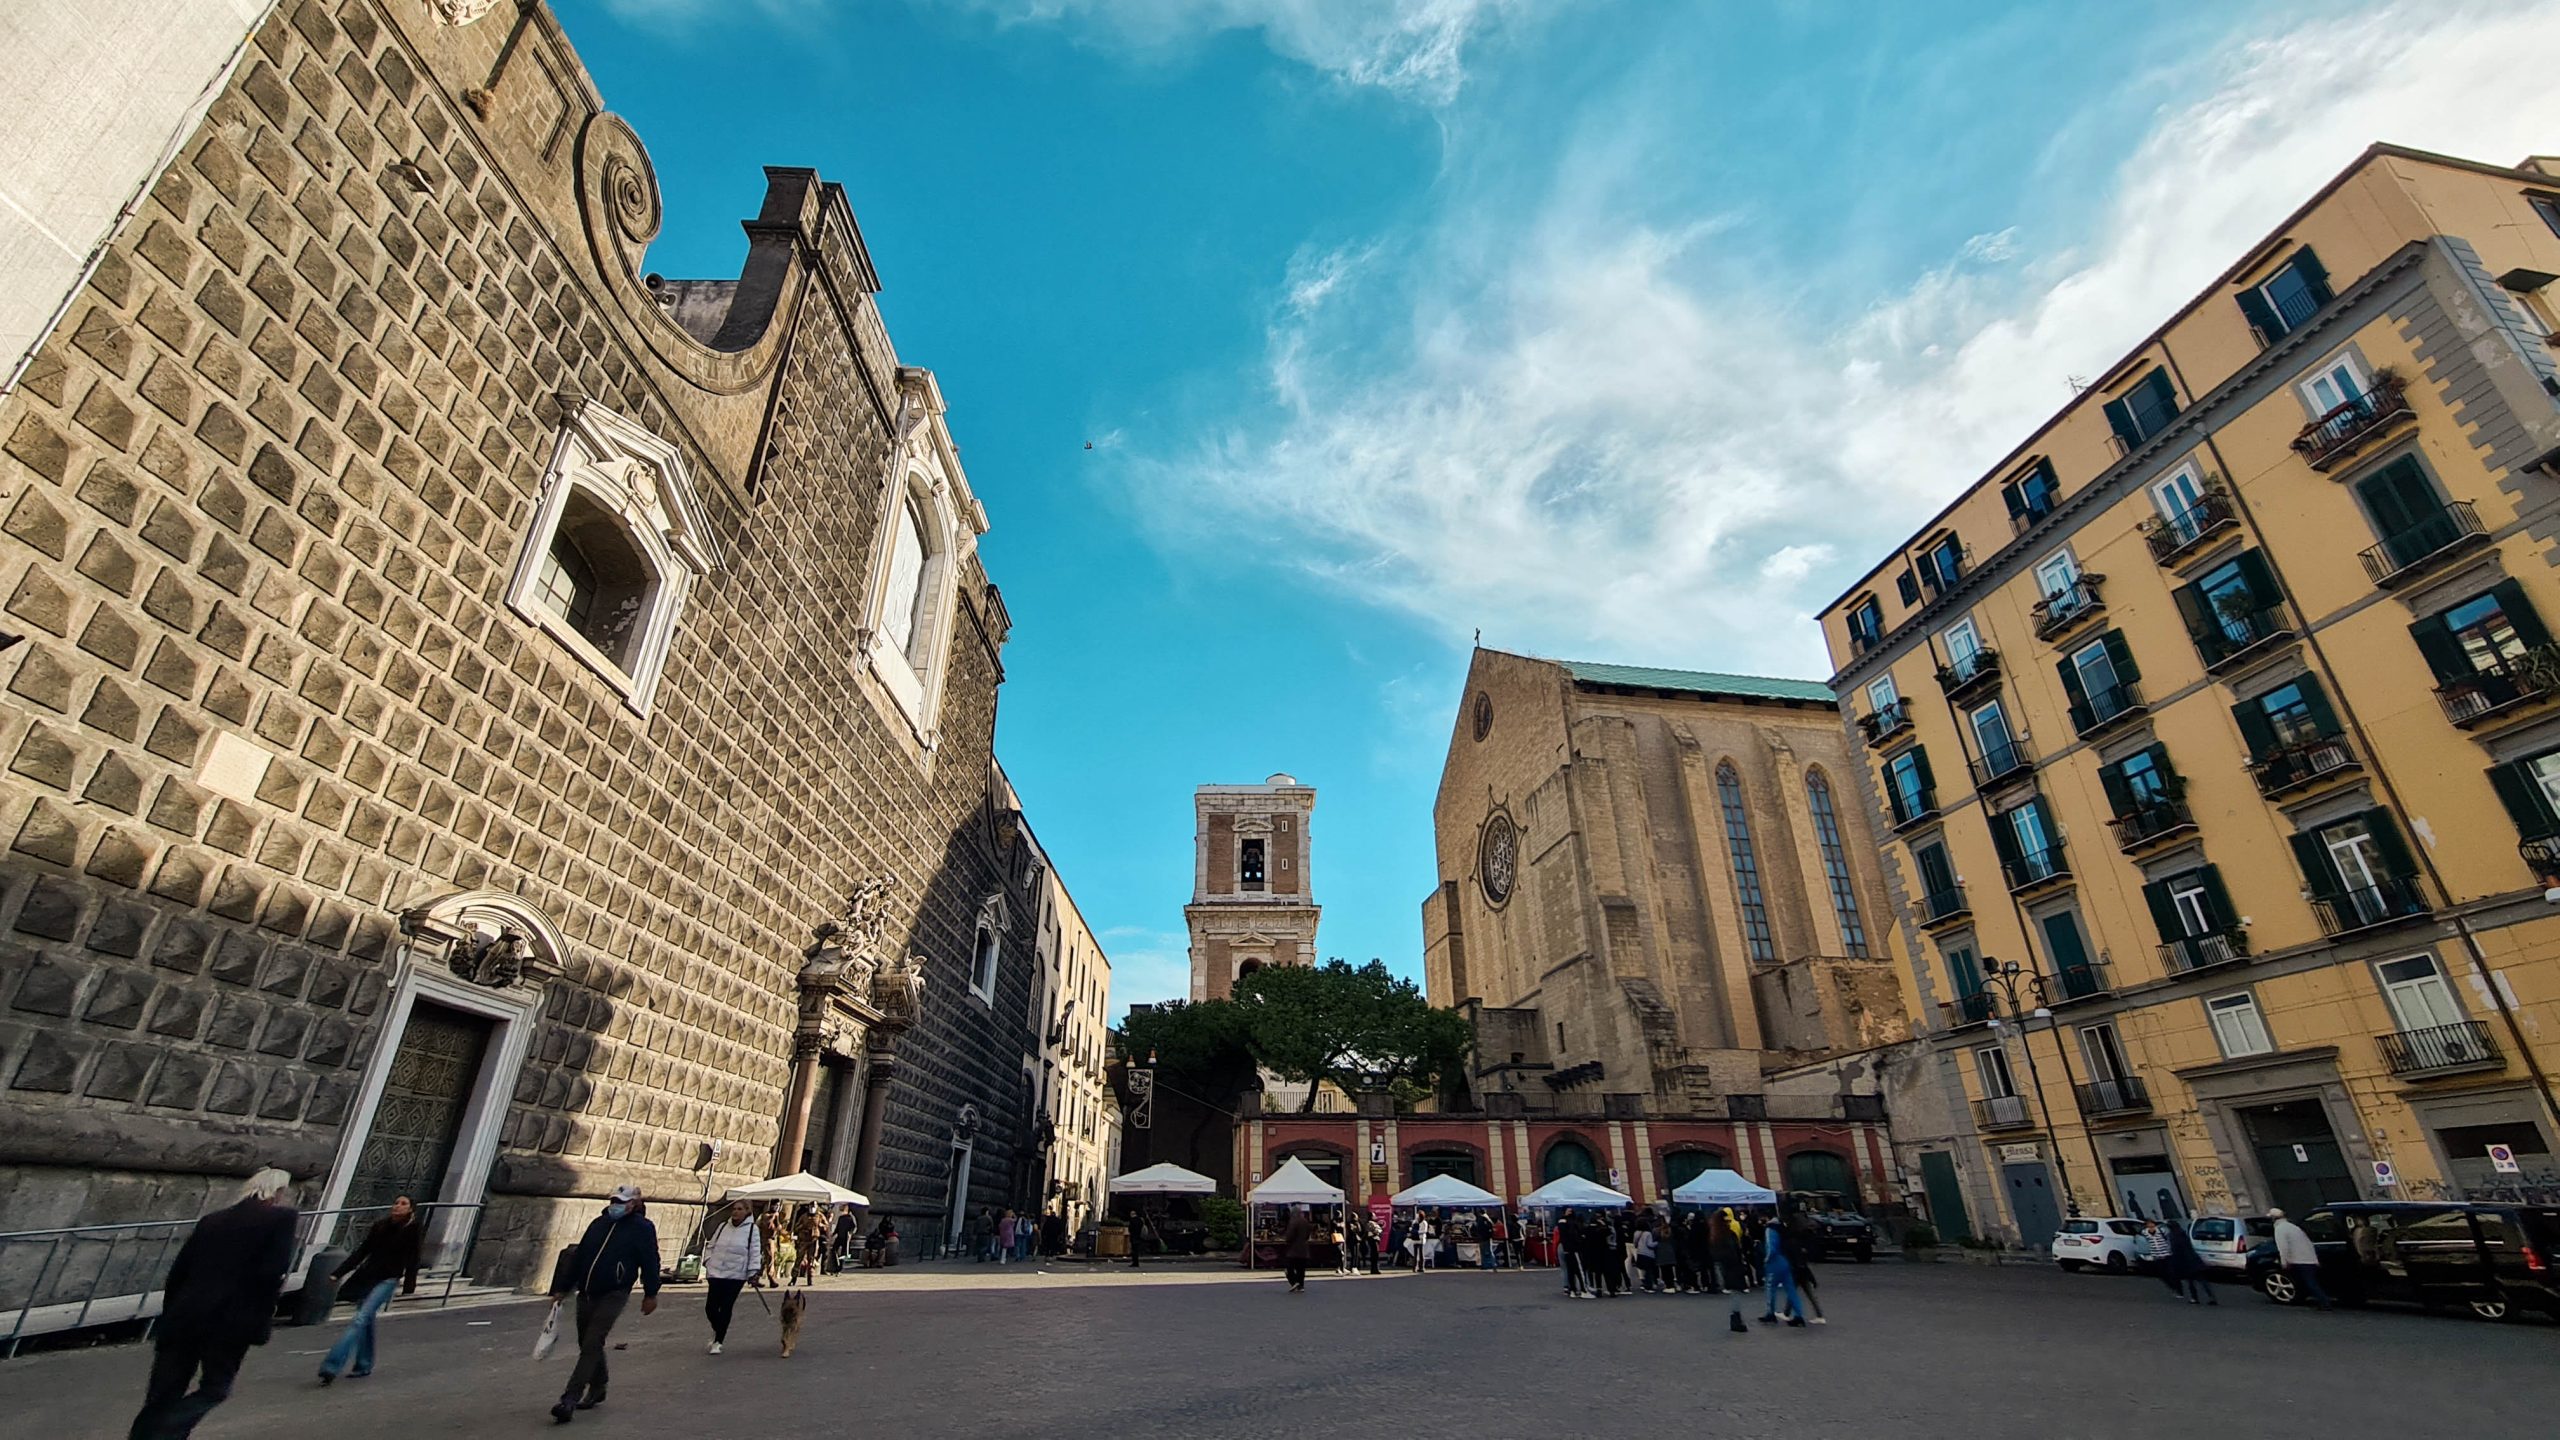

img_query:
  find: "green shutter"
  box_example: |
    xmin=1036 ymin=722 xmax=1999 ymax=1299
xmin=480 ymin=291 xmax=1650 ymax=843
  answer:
xmin=2141 ymin=879 xmax=2184 ymax=942
xmin=2490 ymin=579 xmax=2555 ymax=650
xmin=1987 ymin=807 xmax=2022 ymax=866
xmin=2040 ymin=911 xmax=2092 ymax=971
xmin=2230 ymin=694 xmax=2278 ymax=759
xmin=1912 ymin=746 xmax=1936 ymax=796
xmin=2406 ymin=611 xmax=2468 ymax=683
xmin=2103 ymin=395 xmax=2140 ymax=450
xmin=2487 ymin=761 xmax=2557 ymax=840
xmin=2145 ymin=743 xmax=2180 ymax=795
xmin=2055 ymin=653 xmax=2088 ymax=712
xmin=2236 ymin=287 xmax=2282 ymax=343
xmin=2292 ymin=247 xmax=2333 ymax=306
xmin=2199 ymin=865 xmax=2239 ymax=931
xmin=2098 ymin=760 xmax=2134 ymax=816
xmin=2298 ymin=675 xmax=2343 ymax=737
xmin=2362 ymin=809 xmax=2421 ymax=880
xmin=2234 ymin=549 xmax=2283 ymax=610
xmin=2101 ymin=629 xmax=2141 ymax=684
xmin=2172 ymin=581 xmax=2215 ymax=647
xmin=2001 ymin=482 xmax=2026 ymax=520
xmin=2289 ymin=831 xmax=2339 ymax=899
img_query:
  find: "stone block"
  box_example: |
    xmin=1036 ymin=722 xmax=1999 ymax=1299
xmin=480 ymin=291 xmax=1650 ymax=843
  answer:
xmin=148 ymin=846 xmax=213 ymax=906
xmin=84 ymin=1041 xmax=156 ymax=1101
xmin=204 ymin=1060 xmax=256 ymax=1114
xmin=9 ymin=723 xmax=82 ymax=791
xmin=74 ymin=533 xmax=140 ymax=596
xmin=148 ymin=986 xmax=208 ymax=1039
xmin=75 ymin=462 xmax=141 ymax=525
xmin=76 ymin=607 xmax=143 ymax=670
xmin=80 ymin=678 xmax=144 ymax=742
xmin=145 ymin=776 xmax=209 ymax=838
xmin=10 ymin=1032 xmax=87 ymax=1092
xmin=151 ymin=919 xmax=212 ymax=974
xmin=8 ymin=643 xmax=77 ymax=712
xmin=5 ymin=567 xmax=74 ymax=635
xmin=206 ymin=993 xmax=262 ymax=1048
xmin=146 ymin=1052 xmax=208 ymax=1108
xmin=83 ymin=753 xmax=147 ymax=814
xmin=80 ymin=969 xmax=151 ymax=1028
xmin=84 ymin=895 xmax=155 ymax=953
xmin=207 ymin=931 xmax=262 ymax=987
xmin=257 ymin=943 xmax=310 ymax=998
xmin=255 ymin=1007 xmax=308 ymax=1057
xmin=11 ymin=798 xmax=84 ymax=866
xmin=139 ymin=500 xmax=201 ymax=561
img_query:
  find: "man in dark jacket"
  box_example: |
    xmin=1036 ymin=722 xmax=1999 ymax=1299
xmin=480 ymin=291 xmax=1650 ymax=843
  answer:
xmin=318 ymin=1194 xmax=424 ymax=1382
xmin=129 ymin=1167 xmax=298 ymax=1440
xmin=1280 ymin=1205 xmax=1314 ymax=1292
xmin=547 ymin=1184 xmax=661 ymax=1425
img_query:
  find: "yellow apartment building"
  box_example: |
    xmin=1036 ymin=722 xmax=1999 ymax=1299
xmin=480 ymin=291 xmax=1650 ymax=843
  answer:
xmin=1816 ymin=144 xmax=2560 ymax=1247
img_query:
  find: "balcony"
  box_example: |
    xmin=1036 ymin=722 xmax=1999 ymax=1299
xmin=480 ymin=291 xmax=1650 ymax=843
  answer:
xmin=2194 ymin=603 xmax=2295 ymax=673
xmin=2002 ymin=844 xmax=2071 ymax=896
xmin=2292 ymin=375 xmax=2415 ymax=472
xmin=2068 ymin=680 xmax=2148 ymax=738
xmin=1891 ymin=790 xmax=1943 ymax=832
xmin=2140 ymin=489 xmax=2240 ymax=566
xmin=1945 ymin=992 xmax=1995 ymax=1027
xmin=2050 ymin=961 xmax=2107 ymax=1002
xmin=1968 ymin=736 xmax=2036 ymax=792
xmin=2378 ymin=1019 xmax=2502 ymax=1079
xmin=2359 ymin=501 xmax=2488 ymax=588
xmin=2246 ymin=735 xmax=2360 ymax=798
xmin=1858 ymin=699 xmax=1914 ymax=747
xmin=2076 ymin=1076 xmax=2153 ymax=1117
xmin=2436 ymin=647 xmax=2560 ymax=728
xmin=1935 ymin=647 xmax=2003 ymax=703
xmin=1915 ymin=883 xmax=1971 ymax=931
xmin=2308 ymin=875 xmax=2432 ymax=937
xmin=1973 ymin=1094 xmax=2034 ymax=1131
xmin=2159 ymin=929 xmax=2249 ymax=972
xmin=2030 ymin=576 xmax=2106 ymax=642
xmin=2521 ymin=835 xmax=2560 ymax=881
xmin=2109 ymin=798 xmax=2197 ymax=854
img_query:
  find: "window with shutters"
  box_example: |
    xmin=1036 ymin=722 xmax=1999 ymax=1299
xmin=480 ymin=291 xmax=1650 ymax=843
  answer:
xmin=1804 ymin=769 xmax=1869 ymax=958
xmin=2059 ymin=631 xmax=2142 ymax=733
xmin=1942 ymin=943 xmax=1989 ymax=1023
xmin=2529 ymin=192 xmax=2560 ymax=242
xmin=2412 ymin=580 xmax=2558 ymax=727
xmin=2143 ymin=864 xmax=2244 ymax=970
xmin=1969 ymin=699 xmax=2028 ymax=785
xmin=2299 ymin=349 xmax=2370 ymax=417
xmin=1992 ymin=796 xmax=2067 ymax=892
xmin=2036 ymin=908 xmax=2102 ymax=999
xmin=1846 ymin=596 xmax=1885 ymax=653
xmin=2176 ymin=550 xmax=2289 ymax=668
xmin=1915 ymin=841 xmax=1965 ymax=922
xmin=2350 ymin=454 xmax=2480 ymax=584
xmin=2104 ymin=368 xmax=2181 ymax=451
xmin=2487 ymin=748 xmax=2560 ymax=843
xmin=2002 ymin=459 xmax=2062 ymax=532
xmin=2375 ymin=954 xmax=2464 ymax=1034
xmin=2238 ymin=246 xmax=2333 ymax=344
xmin=2101 ymin=744 xmax=2193 ymax=850
xmin=1715 ymin=763 xmax=1777 ymax=962
xmin=2292 ymin=810 xmax=2428 ymax=934
xmin=2236 ymin=675 xmax=2359 ymax=796
xmin=1916 ymin=533 xmax=1967 ymax=596
xmin=2205 ymin=992 xmax=2274 ymax=1059
xmin=1886 ymin=748 xmax=1937 ymax=826
xmin=1897 ymin=569 xmax=1921 ymax=605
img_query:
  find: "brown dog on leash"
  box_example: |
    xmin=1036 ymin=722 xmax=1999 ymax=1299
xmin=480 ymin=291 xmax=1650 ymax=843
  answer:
xmin=777 ymin=1288 xmax=807 ymax=1358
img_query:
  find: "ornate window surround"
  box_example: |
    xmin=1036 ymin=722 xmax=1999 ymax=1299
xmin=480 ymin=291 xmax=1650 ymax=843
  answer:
xmin=504 ymin=400 xmax=719 ymax=714
xmin=855 ymin=368 xmax=989 ymax=755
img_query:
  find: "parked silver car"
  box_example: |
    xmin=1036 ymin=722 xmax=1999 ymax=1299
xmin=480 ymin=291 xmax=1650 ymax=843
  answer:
xmin=2187 ymin=1214 xmax=2274 ymax=1275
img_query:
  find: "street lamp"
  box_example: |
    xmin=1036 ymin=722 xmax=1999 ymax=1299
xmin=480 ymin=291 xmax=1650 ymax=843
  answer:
xmin=1977 ymin=960 xmax=2101 ymax=1219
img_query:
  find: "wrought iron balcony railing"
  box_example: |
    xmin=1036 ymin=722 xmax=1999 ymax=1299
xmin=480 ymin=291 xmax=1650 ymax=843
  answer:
xmin=1916 ymin=883 xmax=1971 ymax=928
xmin=2030 ymin=576 xmax=2106 ymax=641
xmin=1946 ymin=992 xmax=1995 ymax=1026
xmin=1858 ymin=699 xmax=1914 ymax=747
xmin=2193 ymin=603 xmax=2294 ymax=671
xmin=2308 ymin=875 xmax=2432 ymax=937
xmin=2359 ymin=500 xmax=2486 ymax=587
xmin=2051 ymin=961 xmax=2106 ymax=1001
xmin=1969 ymin=737 xmax=2035 ymax=791
xmin=2378 ymin=1019 xmax=2501 ymax=1078
xmin=2108 ymin=798 xmax=2195 ymax=853
xmin=2293 ymin=376 xmax=2414 ymax=472
xmin=1891 ymin=788 xmax=1942 ymax=830
xmin=1935 ymin=647 xmax=2003 ymax=701
xmin=2247 ymin=735 xmax=2359 ymax=798
xmin=2076 ymin=1076 xmax=2152 ymax=1116
xmin=2140 ymin=489 xmax=2239 ymax=565
xmin=2436 ymin=646 xmax=2560 ymax=728
xmin=1972 ymin=1094 xmax=2033 ymax=1131
xmin=2159 ymin=929 xmax=2248 ymax=972
xmin=2001 ymin=844 xmax=2070 ymax=895
xmin=2068 ymin=680 xmax=2146 ymax=737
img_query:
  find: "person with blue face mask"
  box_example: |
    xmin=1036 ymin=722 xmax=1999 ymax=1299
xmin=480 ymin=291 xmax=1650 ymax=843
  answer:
xmin=546 ymin=1184 xmax=661 ymax=1425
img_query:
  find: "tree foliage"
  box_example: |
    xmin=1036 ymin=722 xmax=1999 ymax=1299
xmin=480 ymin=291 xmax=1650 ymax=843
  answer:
xmin=1118 ymin=960 xmax=1472 ymax=1113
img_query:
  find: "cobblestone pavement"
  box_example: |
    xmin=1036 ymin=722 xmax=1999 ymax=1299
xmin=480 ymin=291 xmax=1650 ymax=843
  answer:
xmin=6 ymin=1261 xmax=2554 ymax=1439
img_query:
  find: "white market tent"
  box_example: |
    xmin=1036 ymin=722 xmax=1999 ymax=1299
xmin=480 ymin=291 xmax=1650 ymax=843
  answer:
xmin=1669 ymin=1168 xmax=1777 ymax=1207
xmin=1247 ymin=1157 xmax=1345 ymax=1205
xmin=1108 ymin=1162 xmax=1219 ymax=1196
xmin=1518 ymin=1173 xmax=1631 ymax=1210
xmin=724 ymin=1171 xmax=869 ymax=1206
xmin=1390 ymin=1173 xmax=1504 ymax=1208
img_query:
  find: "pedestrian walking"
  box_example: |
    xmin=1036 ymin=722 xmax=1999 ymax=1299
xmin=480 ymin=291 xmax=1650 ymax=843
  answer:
xmin=791 ymin=1206 xmax=822 ymax=1285
xmin=699 ymin=1199 xmax=764 ymax=1355
xmin=1410 ymin=1213 xmax=1434 ymax=1273
xmin=830 ymin=1205 xmax=859 ymax=1274
xmin=546 ymin=1184 xmax=662 ymax=1424
xmin=1366 ymin=1211 xmax=1385 ymax=1274
xmin=2142 ymin=1220 xmax=2178 ymax=1294
xmin=1556 ymin=1212 xmax=1585 ymax=1297
xmin=128 ymin=1167 xmax=298 ymax=1440
xmin=995 ymin=1209 xmax=1017 ymax=1265
xmin=1757 ymin=1213 xmax=1807 ymax=1327
xmin=1781 ymin=1212 xmax=1826 ymax=1325
xmin=1635 ymin=1224 xmax=1660 ymax=1292
xmin=1713 ymin=1209 xmax=1752 ymax=1332
xmin=2164 ymin=1219 xmax=2218 ymax=1306
xmin=2268 ymin=1209 xmax=2332 ymax=1310
xmin=1281 ymin=1204 xmax=1314 ymax=1292
xmin=317 ymin=1194 xmax=424 ymax=1383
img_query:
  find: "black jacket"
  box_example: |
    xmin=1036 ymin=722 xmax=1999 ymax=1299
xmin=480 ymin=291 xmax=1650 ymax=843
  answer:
xmin=333 ymin=1215 xmax=424 ymax=1298
xmin=558 ymin=1210 xmax=662 ymax=1299
xmin=159 ymin=1198 xmax=299 ymax=1348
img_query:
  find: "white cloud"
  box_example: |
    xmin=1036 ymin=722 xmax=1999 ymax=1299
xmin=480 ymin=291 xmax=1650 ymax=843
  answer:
xmin=1100 ymin=927 xmax=1192 ymax=1019
xmin=973 ymin=0 xmax=1540 ymax=103
xmin=1134 ymin=0 xmax=2560 ymax=677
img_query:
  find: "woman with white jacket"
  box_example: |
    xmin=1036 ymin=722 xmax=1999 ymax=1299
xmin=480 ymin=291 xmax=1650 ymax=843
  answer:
xmin=700 ymin=1201 xmax=767 ymax=1354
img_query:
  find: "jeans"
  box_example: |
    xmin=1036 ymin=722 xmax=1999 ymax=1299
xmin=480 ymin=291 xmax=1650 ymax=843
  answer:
xmin=2286 ymin=1263 xmax=2334 ymax=1308
xmin=1762 ymin=1258 xmax=1804 ymax=1319
xmin=561 ymin=1291 xmax=628 ymax=1404
xmin=128 ymin=1336 xmax=248 ymax=1440
xmin=322 ymin=1279 xmax=397 ymax=1377
xmin=704 ymin=1278 xmax=745 ymax=1343
xmin=2178 ymin=1274 xmax=2217 ymax=1304
xmin=1479 ymin=1242 xmax=1496 ymax=1270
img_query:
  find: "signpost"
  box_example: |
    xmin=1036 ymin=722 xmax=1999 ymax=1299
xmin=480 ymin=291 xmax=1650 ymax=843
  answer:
xmin=2371 ymin=1160 xmax=2395 ymax=1188
xmin=2489 ymin=1143 xmax=2521 ymax=1174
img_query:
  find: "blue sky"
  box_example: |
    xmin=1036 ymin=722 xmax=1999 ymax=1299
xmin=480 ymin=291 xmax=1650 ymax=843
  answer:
xmin=561 ymin=0 xmax=2560 ymax=1018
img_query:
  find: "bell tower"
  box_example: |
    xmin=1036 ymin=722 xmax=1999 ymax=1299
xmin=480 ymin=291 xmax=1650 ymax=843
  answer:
xmin=1185 ymin=775 xmax=1321 ymax=1000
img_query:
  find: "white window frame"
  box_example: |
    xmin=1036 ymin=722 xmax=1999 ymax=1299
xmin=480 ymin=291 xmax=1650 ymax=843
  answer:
xmin=2078 ymin=1022 xmax=2127 ymax=1083
xmin=505 ymin=402 xmax=719 ymax=714
xmin=1973 ymin=1044 xmax=2016 ymax=1099
xmin=2297 ymin=348 xmax=2371 ymax=417
xmin=2529 ymin=751 xmax=2560 ymax=813
xmin=1969 ymin=699 xmax=2013 ymax=759
xmin=2205 ymin=991 xmax=2273 ymax=1058
xmin=2069 ymin=637 xmax=2119 ymax=698
xmin=2375 ymin=954 xmax=2462 ymax=1032
xmin=2150 ymin=462 xmax=2208 ymax=525
xmin=1867 ymin=674 xmax=1899 ymax=714
xmin=1942 ymin=616 xmax=1982 ymax=665
xmin=2033 ymin=548 xmax=2080 ymax=601
xmin=855 ymin=370 xmax=989 ymax=753
xmin=2170 ymin=878 xmax=2212 ymax=938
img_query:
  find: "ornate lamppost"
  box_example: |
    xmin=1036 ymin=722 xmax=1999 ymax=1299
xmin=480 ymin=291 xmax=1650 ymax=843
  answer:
xmin=1977 ymin=959 xmax=2103 ymax=1220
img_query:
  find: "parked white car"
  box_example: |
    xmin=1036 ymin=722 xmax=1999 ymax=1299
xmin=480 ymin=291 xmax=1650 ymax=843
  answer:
xmin=2051 ymin=1217 xmax=2151 ymax=1272
xmin=2186 ymin=1214 xmax=2274 ymax=1276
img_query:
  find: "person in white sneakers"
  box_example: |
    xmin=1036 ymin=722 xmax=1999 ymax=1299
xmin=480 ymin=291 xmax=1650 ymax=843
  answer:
xmin=699 ymin=1199 xmax=766 ymax=1355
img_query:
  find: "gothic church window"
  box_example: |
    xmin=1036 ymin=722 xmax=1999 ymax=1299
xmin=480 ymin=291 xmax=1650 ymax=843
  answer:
xmin=1716 ymin=762 xmax=1777 ymax=962
xmin=1804 ymin=768 xmax=1869 ymax=958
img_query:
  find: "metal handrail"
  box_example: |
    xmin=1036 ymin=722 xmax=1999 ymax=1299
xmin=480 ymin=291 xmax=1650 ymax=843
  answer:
xmin=3 ymin=1201 xmax=485 ymax=1358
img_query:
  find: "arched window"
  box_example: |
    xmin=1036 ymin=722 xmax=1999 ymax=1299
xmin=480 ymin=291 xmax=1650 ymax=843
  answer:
xmin=1716 ymin=762 xmax=1776 ymax=962
xmin=1805 ymin=768 xmax=1869 ymax=958
xmin=1784 ymin=1150 xmax=1855 ymax=1199
xmin=1541 ymin=1139 xmax=1600 ymax=1183
xmin=882 ymin=496 xmax=931 ymax=663
xmin=1661 ymin=1149 xmax=1726 ymax=1193
xmin=1409 ymin=1150 xmax=1478 ymax=1184
xmin=971 ymin=922 xmax=1000 ymax=1001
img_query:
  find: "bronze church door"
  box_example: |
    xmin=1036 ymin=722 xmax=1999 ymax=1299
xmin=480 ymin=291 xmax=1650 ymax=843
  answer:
xmin=346 ymin=1001 xmax=493 ymax=1217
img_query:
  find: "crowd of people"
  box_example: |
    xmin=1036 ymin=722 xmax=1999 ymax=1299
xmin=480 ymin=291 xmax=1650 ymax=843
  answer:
xmin=959 ymin=1205 xmax=1075 ymax=1263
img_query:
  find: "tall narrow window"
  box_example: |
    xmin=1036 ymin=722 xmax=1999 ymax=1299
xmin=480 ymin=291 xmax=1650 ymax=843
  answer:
xmin=1716 ymin=762 xmax=1776 ymax=962
xmin=1239 ymin=838 xmax=1267 ymax=890
xmin=882 ymin=498 xmax=930 ymax=662
xmin=1804 ymin=769 xmax=1868 ymax=958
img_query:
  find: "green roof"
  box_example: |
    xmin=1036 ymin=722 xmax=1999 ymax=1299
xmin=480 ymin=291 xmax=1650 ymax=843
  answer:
xmin=1558 ymin=660 xmax=1835 ymax=705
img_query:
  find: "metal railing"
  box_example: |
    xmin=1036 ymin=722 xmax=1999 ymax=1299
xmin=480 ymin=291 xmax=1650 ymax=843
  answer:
xmin=1916 ymin=883 xmax=1970 ymax=927
xmin=2193 ymin=603 xmax=2293 ymax=670
xmin=2140 ymin=489 xmax=2239 ymax=564
xmin=1936 ymin=647 xmax=2002 ymax=699
xmin=2436 ymin=650 xmax=2560 ymax=727
xmin=1946 ymin=992 xmax=1995 ymax=1026
xmin=2076 ymin=1076 xmax=2152 ymax=1116
xmin=2051 ymin=962 xmax=2106 ymax=1001
xmin=2247 ymin=735 xmax=2359 ymax=797
xmin=2001 ymin=843 xmax=2070 ymax=894
xmin=2378 ymin=1019 xmax=2502 ymax=1077
xmin=2030 ymin=576 xmax=2105 ymax=640
xmin=1973 ymin=1095 xmax=2032 ymax=1131
xmin=1858 ymin=699 xmax=1914 ymax=747
xmin=2293 ymin=376 xmax=2413 ymax=471
xmin=1891 ymin=788 xmax=1942 ymax=830
xmin=1968 ymin=737 xmax=2035 ymax=790
xmin=2308 ymin=876 xmax=2432 ymax=937
xmin=4 ymin=1202 xmax=486 ymax=1358
xmin=2068 ymin=680 xmax=2145 ymax=736
xmin=2359 ymin=501 xmax=2485 ymax=586
xmin=2159 ymin=929 xmax=2247 ymax=971
xmin=2108 ymin=798 xmax=2193 ymax=851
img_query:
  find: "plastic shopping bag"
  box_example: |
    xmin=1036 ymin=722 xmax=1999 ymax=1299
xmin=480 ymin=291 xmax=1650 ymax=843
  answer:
xmin=532 ymin=1299 xmax=563 ymax=1360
